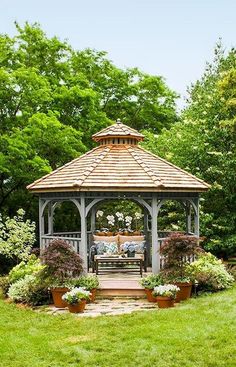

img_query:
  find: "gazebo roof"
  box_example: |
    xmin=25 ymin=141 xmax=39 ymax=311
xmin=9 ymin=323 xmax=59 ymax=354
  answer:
xmin=92 ymin=119 xmax=144 ymax=142
xmin=27 ymin=120 xmax=210 ymax=193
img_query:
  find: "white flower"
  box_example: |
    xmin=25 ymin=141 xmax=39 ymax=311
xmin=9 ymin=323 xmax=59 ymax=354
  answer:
xmin=96 ymin=210 xmax=104 ymax=218
xmin=115 ymin=212 xmax=124 ymax=221
xmin=106 ymin=215 xmax=115 ymax=226
xmin=134 ymin=212 xmax=143 ymax=220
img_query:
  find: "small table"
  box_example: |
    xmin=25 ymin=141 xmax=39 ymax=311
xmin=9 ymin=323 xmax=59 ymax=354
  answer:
xmin=94 ymin=256 xmax=143 ymax=276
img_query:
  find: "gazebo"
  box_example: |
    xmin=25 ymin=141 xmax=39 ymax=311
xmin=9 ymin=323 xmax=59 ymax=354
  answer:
xmin=27 ymin=119 xmax=209 ymax=273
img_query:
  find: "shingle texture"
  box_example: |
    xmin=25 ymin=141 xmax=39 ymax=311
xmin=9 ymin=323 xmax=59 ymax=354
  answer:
xmin=27 ymin=129 xmax=210 ymax=193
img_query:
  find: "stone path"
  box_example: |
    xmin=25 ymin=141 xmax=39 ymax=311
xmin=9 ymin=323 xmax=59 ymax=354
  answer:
xmin=40 ymin=298 xmax=157 ymax=317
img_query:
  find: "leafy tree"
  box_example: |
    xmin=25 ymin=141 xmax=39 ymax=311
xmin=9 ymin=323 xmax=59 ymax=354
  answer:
xmin=142 ymin=43 xmax=236 ymax=258
xmin=0 ymin=22 xmax=177 ymax=221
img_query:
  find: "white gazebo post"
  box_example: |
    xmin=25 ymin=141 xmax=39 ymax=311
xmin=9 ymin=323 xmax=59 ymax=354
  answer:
xmin=80 ymin=193 xmax=88 ymax=272
xmin=151 ymin=194 xmax=159 ymax=274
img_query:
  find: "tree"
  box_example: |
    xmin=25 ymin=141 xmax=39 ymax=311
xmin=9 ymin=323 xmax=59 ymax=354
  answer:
xmin=142 ymin=43 xmax=236 ymax=258
xmin=0 ymin=22 xmax=178 ymax=223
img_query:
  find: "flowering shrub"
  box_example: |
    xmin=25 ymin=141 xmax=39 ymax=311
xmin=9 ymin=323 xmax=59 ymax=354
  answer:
xmin=186 ymin=253 xmax=234 ymax=291
xmin=152 ymin=284 xmax=180 ymax=299
xmin=41 ymin=239 xmax=83 ymax=285
xmin=62 ymin=287 xmax=91 ymax=304
xmin=0 ymin=209 xmax=35 ymax=262
xmin=9 ymin=255 xmax=45 ymax=283
xmin=0 ymin=276 xmax=11 ymax=297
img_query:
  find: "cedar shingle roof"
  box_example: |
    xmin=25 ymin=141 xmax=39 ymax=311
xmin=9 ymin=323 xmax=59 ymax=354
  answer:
xmin=92 ymin=119 xmax=144 ymax=141
xmin=27 ymin=120 xmax=210 ymax=193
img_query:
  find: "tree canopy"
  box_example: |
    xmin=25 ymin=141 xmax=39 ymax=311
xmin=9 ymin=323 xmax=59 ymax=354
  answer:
xmin=142 ymin=43 xmax=236 ymax=257
xmin=0 ymin=22 xmax=178 ymax=217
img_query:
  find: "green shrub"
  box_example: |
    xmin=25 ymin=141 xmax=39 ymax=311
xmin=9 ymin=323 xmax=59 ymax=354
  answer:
xmin=140 ymin=274 xmax=163 ymax=289
xmin=9 ymin=255 xmax=45 ymax=283
xmin=204 ymin=236 xmax=236 ymax=260
xmin=72 ymin=275 xmax=99 ymax=290
xmin=186 ymin=253 xmax=234 ymax=291
xmin=0 ymin=276 xmax=10 ymax=298
xmin=8 ymin=274 xmax=51 ymax=306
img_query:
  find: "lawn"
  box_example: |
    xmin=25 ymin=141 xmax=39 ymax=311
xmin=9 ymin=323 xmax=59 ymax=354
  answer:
xmin=0 ymin=287 xmax=236 ymax=367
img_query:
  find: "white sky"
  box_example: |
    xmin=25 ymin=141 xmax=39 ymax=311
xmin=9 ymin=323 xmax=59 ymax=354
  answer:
xmin=0 ymin=0 xmax=235 ymax=108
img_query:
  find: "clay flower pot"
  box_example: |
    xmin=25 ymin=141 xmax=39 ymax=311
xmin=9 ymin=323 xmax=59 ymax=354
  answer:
xmin=144 ymin=289 xmax=156 ymax=302
xmin=156 ymin=296 xmax=174 ymax=308
xmin=68 ymin=300 xmax=87 ymax=313
xmin=174 ymin=282 xmax=192 ymax=302
xmin=51 ymin=287 xmax=69 ymax=308
xmin=89 ymin=288 xmax=96 ymax=303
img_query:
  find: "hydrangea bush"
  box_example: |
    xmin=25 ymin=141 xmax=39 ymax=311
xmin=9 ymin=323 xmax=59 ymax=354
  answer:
xmin=152 ymin=284 xmax=180 ymax=299
xmin=0 ymin=209 xmax=35 ymax=262
xmin=62 ymin=287 xmax=91 ymax=304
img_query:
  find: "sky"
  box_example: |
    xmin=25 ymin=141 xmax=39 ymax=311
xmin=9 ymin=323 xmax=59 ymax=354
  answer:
xmin=0 ymin=0 xmax=235 ymax=108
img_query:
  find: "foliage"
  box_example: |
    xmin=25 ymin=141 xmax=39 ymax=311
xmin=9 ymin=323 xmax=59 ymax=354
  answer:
xmin=152 ymin=284 xmax=180 ymax=299
xmin=0 ymin=276 xmax=10 ymax=297
xmin=142 ymin=44 xmax=236 ymax=257
xmin=0 ymin=209 xmax=35 ymax=262
xmin=62 ymin=287 xmax=91 ymax=304
xmin=7 ymin=274 xmax=50 ymax=305
xmin=160 ymin=233 xmax=203 ymax=280
xmin=72 ymin=275 xmax=99 ymax=291
xmin=140 ymin=274 xmax=163 ymax=289
xmin=0 ymin=22 xmax=177 ymax=221
xmin=204 ymin=235 xmax=236 ymax=259
xmin=186 ymin=253 xmax=234 ymax=291
xmin=8 ymin=254 xmax=45 ymax=283
xmin=41 ymin=239 xmax=83 ymax=284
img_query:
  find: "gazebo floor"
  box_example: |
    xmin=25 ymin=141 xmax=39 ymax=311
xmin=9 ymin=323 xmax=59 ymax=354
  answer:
xmin=90 ymin=268 xmax=152 ymax=298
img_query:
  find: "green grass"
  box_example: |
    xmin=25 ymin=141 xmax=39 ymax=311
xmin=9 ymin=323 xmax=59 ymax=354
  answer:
xmin=0 ymin=288 xmax=236 ymax=367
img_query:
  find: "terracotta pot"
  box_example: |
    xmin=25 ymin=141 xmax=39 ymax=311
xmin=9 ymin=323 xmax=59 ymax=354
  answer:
xmin=68 ymin=300 xmax=87 ymax=313
xmin=89 ymin=288 xmax=96 ymax=303
xmin=144 ymin=288 xmax=156 ymax=302
xmin=51 ymin=287 xmax=69 ymax=308
xmin=174 ymin=282 xmax=192 ymax=302
xmin=133 ymin=231 xmax=141 ymax=235
xmin=156 ymin=296 xmax=174 ymax=308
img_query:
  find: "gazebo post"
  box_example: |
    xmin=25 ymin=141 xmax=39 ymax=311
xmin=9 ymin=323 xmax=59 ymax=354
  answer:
xmin=151 ymin=194 xmax=159 ymax=274
xmin=48 ymin=201 xmax=54 ymax=235
xmin=194 ymin=197 xmax=200 ymax=237
xmin=90 ymin=207 xmax=96 ymax=233
xmin=39 ymin=197 xmax=45 ymax=249
xmin=186 ymin=201 xmax=192 ymax=234
xmin=80 ymin=193 xmax=88 ymax=272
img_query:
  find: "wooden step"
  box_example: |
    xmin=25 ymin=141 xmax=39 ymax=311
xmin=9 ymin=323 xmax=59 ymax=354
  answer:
xmin=97 ymin=279 xmax=146 ymax=298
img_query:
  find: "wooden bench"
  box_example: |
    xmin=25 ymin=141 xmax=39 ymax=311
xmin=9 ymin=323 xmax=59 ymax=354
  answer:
xmin=94 ymin=255 xmax=143 ymax=277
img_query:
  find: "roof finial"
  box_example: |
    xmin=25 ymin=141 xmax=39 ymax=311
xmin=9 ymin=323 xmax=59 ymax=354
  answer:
xmin=116 ymin=118 xmax=121 ymax=124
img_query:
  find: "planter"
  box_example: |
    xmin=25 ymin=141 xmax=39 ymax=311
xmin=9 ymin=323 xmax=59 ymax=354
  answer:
xmin=51 ymin=287 xmax=69 ymax=308
xmin=144 ymin=288 xmax=156 ymax=302
xmin=156 ymin=296 xmax=174 ymax=308
xmin=174 ymin=282 xmax=192 ymax=302
xmin=133 ymin=231 xmax=141 ymax=235
xmin=68 ymin=300 xmax=87 ymax=313
xmin=89 ymin=288 xmax=96 ymax=303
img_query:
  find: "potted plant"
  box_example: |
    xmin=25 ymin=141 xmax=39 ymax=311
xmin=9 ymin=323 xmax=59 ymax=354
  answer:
xmin=152 ymin=284 xmax=180 ymax=308
xmin=160 ymin=233 xmax=202 ymax=302
xmin=41 ymin=239 xmax=83 ymax=308
xmin=72 ymin=275 xmax=99 ymax=302
xmin=140 ymin=274 xmax=163 ymax=302
xmin=62 ymin=287 xmax=91 ymax=313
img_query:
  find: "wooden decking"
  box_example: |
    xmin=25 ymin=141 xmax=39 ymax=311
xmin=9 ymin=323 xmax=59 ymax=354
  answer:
xmin=96 ymin=269 xmax=152 ymax=298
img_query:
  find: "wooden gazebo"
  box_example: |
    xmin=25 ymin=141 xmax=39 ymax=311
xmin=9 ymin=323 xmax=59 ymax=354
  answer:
xmin=27 ymin=119 xmax=210 ymax=273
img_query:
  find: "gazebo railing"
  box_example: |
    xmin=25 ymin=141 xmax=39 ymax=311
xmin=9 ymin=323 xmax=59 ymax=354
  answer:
xmin=41 ymin=234 xmax=81 ymax=253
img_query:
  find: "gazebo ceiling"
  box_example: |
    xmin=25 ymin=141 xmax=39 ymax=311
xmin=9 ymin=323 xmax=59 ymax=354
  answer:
xmin=27 ymin=120 xmax=210 ymax=193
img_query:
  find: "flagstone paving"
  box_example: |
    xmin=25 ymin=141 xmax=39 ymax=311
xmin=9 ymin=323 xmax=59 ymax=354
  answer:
xmin=41 ymin=298 xmax=158 ymax=317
